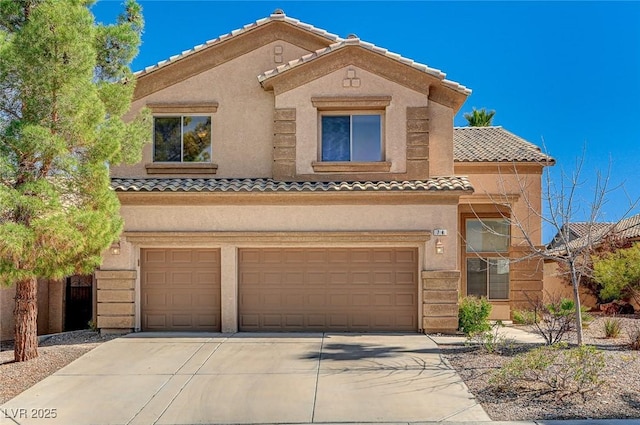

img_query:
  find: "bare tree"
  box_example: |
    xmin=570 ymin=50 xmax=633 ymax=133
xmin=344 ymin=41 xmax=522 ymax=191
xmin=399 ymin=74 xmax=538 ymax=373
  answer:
xmin=469 ymin=152 xmax=638 ymax=345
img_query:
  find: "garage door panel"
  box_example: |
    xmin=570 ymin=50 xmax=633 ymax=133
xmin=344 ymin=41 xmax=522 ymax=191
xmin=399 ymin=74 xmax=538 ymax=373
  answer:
xmin=238 ymin=247 xmax=417 ymax=332
xmin=373 ymin=250 xmax=394 ymax=263
xmin=396 ymin=250 xmax=417 ymax=263
xmin=145 ymin=250 xmax=167 ymax=263
xmin=170 ymin=251 xmax=193 ymax=263
xmin=373 ymin=271 xmax=393 ymax=285
xmin=141 ymin=248 xmax=221 ymax=332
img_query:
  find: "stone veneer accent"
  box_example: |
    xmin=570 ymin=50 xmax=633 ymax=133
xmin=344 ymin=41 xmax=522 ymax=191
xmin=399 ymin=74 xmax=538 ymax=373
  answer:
xmin=422 ymin=270 xmax=460 ymax=334
xmin=273 ymin=108 xmax=296 ymax=180
xmin=95 ymin=270 xmax=136 ymax=333
xmin=406 ymin=107 xmax=429 ymax=179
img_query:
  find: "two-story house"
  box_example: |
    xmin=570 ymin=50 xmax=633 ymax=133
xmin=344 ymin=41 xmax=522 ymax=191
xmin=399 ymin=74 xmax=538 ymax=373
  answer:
xmin=95 ymin=11 xmax=553 ymax=335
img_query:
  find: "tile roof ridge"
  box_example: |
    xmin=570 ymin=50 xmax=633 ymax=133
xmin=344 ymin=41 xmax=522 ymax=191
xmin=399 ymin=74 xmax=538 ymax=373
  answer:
xmin=134 ymin=11 xmax=342 ymax=77
xmin=258 ymin=38 xmax=471 ymax=95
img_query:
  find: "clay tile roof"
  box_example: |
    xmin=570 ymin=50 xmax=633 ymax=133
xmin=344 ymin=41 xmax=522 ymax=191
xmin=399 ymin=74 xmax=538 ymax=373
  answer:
xmin=567 ymin=222 xmax=614 ymax=238
xmin=453 ymin=126 xmax=554 ymax=163
xmin=257 ymin=38 xmax=471 ymax=96
xmin=111 ymin=177 xmax=474 ymax=193
xmin=548 ymin=213 xmax=640 ymax=254
xmin=134 ymin=12 xmax=342 ymax=77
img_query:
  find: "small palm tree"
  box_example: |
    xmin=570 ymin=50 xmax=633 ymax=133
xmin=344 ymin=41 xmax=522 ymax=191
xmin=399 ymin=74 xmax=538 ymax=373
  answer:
xmin=464 ymin=107 xmax=496 ymax=127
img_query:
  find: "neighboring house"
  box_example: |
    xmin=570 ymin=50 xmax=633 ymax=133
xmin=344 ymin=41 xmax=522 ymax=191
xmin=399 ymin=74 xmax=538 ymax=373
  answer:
xmin=544 ymin=213 xmax=640 ymax=308
xmin=96 ymin=11 xmax=552 ymax=334
xmin=546 ymin=222 xmax=613 ymax=249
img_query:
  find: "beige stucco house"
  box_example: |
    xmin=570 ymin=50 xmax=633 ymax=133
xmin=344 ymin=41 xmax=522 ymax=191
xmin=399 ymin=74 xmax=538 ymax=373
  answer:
xmin=94 ymin=11 xmax=553 ymax=335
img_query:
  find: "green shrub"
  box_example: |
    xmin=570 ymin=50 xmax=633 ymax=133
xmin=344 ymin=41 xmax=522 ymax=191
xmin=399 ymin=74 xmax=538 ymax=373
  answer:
xmin=603 ymin=317 xmax=622 ymax=338
xmin=458 ymin=296 xmax=492 ymax=337
xmin=491 ymin=344 xmax=605 ymax=400
xmin=472 ymin=320 xmax=514 ymax=354
xmin=531 ymin=297 xmax=594 ymax=345
xmin=512 ymin=309 xmax=539 ymax=325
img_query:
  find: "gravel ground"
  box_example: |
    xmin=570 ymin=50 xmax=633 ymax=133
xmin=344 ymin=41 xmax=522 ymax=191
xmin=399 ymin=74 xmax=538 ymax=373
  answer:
xmin=0 ymin=330 xmax=119 ymax=404
xmin=439 ymin=315 xmax=640 ymax=421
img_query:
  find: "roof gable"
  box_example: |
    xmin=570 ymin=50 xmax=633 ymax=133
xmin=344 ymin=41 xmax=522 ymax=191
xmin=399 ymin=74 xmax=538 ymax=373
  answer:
xmin=133 ymin=13 xmax=340 ymax=99
xmin=258 ymin=38 xmax=470 ymax=112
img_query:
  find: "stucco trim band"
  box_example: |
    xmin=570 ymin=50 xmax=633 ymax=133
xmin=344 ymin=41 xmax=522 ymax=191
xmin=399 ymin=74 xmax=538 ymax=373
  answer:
xmin=146 ymin=102 xmax=219 ymax=114
xmin=311 ymin=161 xmax=392 ymax=173
xmin=311 ymin=96 xmax=391 ymax=110
xmin=123 ymin=231 xmax=432 ymax=245
xmin=145 ymin=163 xmax=219 ymax=175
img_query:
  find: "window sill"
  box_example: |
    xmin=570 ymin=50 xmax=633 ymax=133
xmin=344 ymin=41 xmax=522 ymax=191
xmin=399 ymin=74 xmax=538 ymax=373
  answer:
xmin=311 ymin=161 xmax=392 ymax=173
xmin=145 ymin=163 xmax=218 ymax=175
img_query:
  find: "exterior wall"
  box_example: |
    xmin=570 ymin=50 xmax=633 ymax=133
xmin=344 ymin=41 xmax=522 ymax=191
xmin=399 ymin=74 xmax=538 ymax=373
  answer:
xmin=457 ymin=163 xmax=545 ymax=320
xmin=0 ymin=285 xmax=14 ymax=341
xmin=272 ymin=66 xmax=456 ymax=181
xmin=97 ymin=197 xmax=462 ymax=333
xmin=0 ymin=279 xmax=65 ymax=342
xmin=543 ymin=260 xmax=598 ymax=307
xmin=112 ymin=41 xmax=312 ymax=179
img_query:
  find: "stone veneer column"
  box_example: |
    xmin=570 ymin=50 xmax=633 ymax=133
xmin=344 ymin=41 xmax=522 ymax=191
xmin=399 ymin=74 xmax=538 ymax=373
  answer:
xmin=95 ymin=270 xmax=136 ymax=334
xmin=422 ymin=270 xmax=460 ymax=334
xmin=273 ymin=108 xmax=296 ymax=180
xmin=406 ymin=107 xmax=429 ymax=179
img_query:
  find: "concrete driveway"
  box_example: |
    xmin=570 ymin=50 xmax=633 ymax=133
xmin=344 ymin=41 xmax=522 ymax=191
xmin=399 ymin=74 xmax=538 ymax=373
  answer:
xmin=0 ymin=333 xmax=489 ymax=424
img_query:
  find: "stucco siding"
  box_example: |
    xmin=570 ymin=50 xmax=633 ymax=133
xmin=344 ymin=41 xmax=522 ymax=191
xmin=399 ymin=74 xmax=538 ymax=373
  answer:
xmin=113 ymin=41 xmax=312 ymax=179
xmin=274 ymin=67 xmax=428 ymax=176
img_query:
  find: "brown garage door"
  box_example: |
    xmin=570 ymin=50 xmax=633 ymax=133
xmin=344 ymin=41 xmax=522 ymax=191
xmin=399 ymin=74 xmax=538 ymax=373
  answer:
xmin=238 ymin=248 xmax=418 ymax=331
xmin=141 ymin=248 xmax=221 ymax=331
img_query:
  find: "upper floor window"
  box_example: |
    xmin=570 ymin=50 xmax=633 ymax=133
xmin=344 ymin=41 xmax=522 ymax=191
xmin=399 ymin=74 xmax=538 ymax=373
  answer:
xmin=153 ymin=116 xmax=211 ymax=163
xmin=321 ymin=113 xmax=382 ymax=162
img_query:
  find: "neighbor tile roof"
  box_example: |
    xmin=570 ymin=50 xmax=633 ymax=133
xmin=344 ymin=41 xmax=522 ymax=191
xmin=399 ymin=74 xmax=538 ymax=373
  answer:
xmin=548 ymin=213 xmax=640 ymax=254
xmin=453 ymin=126 xmax=554 ymax=163
xmin=111 ymin=177 xmax=473 ymax=193
xmin=134 ymin=12 xmax=341 ymax=77
xmin=567 ymin=222 xmax=614 ymax=238
xmin=258 ymin=37 xmax=470 ymax=95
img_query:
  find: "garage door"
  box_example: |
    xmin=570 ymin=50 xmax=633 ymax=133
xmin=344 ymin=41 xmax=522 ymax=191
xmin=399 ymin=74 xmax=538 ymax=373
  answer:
xmin=141 ymin=248 xmax=221 ymax=331
xmin=238 ymin=248 xmax=418 ymax=331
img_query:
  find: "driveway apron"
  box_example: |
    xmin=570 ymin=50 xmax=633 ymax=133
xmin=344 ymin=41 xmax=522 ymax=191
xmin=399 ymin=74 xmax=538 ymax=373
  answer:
xmin=0 ymin=333 xmax=489 ymax=424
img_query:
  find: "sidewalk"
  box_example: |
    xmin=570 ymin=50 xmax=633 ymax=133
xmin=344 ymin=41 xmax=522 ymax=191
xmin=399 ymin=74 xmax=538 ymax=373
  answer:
xmin=429 ymin=325 xmax=547 ymax=345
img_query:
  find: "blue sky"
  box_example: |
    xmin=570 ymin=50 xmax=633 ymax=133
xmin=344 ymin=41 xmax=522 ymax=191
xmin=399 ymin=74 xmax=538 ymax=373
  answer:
xmin=93 ymin=1 xmax=640 ymax=241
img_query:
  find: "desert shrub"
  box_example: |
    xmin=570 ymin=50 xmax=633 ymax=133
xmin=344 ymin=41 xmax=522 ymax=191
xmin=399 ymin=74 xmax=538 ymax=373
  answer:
xmin=458 ymin=296 xmax=492 ymax=337
xmin=471 ymin=320 xmax=514 ymax=354
xmin=628 ymin=322 xmax=640 ymax=350
xmin=530 ymin=297 xmax=593 ymax=345
xmin=491 ymin=344 xmax=605 ymax=401
xmin=512 ymin=309 xmax=539 ymax=325
xmin=603 ymin=317 xmax=622 ymax=338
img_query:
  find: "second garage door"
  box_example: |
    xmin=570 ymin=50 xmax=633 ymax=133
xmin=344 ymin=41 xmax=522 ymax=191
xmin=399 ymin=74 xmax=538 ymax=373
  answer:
xmin=141 ymin=248 xmax=221 ymax=331
xmin=238 ymin=248 xmax=418 ymax=331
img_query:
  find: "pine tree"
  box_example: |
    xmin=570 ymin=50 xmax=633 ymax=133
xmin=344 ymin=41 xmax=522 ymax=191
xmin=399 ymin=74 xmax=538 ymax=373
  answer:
xmin=0 ymin=0 xmax=150 ymax=362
